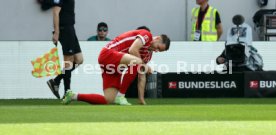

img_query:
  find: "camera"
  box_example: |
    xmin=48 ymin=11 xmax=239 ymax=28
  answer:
xmin=224 ymin=15 xmax=263 ymax=71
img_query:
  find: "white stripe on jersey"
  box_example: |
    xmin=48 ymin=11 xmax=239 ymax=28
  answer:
xmin=120 ymin=47 xmax=130 ymax=53
xmin=137 ymin=35 xmax=146 ymax=45
xmin=107 ymin=36 xmax=137 ymax=49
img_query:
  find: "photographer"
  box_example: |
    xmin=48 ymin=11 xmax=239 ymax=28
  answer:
xmin=216 ymin=50 xmax=253 ymax=72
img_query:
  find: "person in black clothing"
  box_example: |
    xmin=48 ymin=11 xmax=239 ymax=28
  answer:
xmin=47 ymin=0 xmax=83 ymax=99
xmin=216 ymin=50 xmax=253 ymax=72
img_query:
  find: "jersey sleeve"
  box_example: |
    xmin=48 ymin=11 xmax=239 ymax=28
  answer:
xmin=53 ymin=0 xmax=63 ymax=7
xmin=136 ymin=30 xmax=153 ymax=45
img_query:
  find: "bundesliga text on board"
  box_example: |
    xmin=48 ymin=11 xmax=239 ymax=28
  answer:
xmin=168 ymin=81 xmax=237 ymax=89
xmin=249 ymin=81 xmax=276 ymax=89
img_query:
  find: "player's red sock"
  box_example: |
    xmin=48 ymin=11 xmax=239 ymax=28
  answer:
xmin=77 ymin=94 xmax=108 ymax=104
xmin=120 ymin=65 xmax=138 ymax=94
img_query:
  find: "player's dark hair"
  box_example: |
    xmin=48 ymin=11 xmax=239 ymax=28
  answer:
xmin=161 ymin=34 xmax=171 ymax=51
xmin=137 ymin=26 xmax=151 ymax=32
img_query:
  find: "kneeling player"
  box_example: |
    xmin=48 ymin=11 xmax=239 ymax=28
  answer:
xmin=62 ymin=29 xmax=170 ymax=105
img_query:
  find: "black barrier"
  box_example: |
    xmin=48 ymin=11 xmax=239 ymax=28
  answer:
xmin=125 ymin=75 xmax=138 ymax=98
xmin=145 ymin=73 xmax=162 ymax=98
xmin=161 ymin=73 xmax=244 ymax=98
xmin=244 ymin=71 xmax=276 ymax=97
xmin=126 ymin=73 xmax=162 ymax=98
xmin=126 ymin=71 xmax=276 ymax=98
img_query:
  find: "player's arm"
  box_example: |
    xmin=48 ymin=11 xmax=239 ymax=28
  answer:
xmin=128 ymin=37 xmax=144 ymax=59
xmin=52 ymin=6 xmax=61 ymax=45
xmin=137 ymin=72 xmax=147 ymax=105
xmin=216 ymin=12 xmax=223 ymax=41
xmin=216 ymin=23 xmax=223 ymax=40
xmin=216 ymin=50 xmax=226 ymax=64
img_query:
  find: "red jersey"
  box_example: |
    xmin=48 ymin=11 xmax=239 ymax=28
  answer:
xmin=105 ymin=30 xmax=153 ymax=63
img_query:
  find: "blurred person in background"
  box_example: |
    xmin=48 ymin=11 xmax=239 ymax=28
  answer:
xmin=87 ymin=22 xmax=111 ymax=41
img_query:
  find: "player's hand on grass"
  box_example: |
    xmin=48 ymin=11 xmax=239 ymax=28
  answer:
xmin=138 ymin=98 xmax=147 ymax=105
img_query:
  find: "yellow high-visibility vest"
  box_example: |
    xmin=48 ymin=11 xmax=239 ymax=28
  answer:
xmin=191 ymin=6 xmax=218 ymax=41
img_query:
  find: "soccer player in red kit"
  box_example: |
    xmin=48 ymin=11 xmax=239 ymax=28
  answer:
xmin=62 ymin=29 xmax=170 ymax=105
xmin=114 ymin=26 xmax=153 ymax=105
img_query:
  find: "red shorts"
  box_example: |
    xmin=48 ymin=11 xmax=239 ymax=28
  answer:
xmin=98 ymin=48 xmax=125 ymax=90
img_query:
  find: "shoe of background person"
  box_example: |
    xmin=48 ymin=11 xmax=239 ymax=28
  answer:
xmin=62 ymin=90 xmax=74 ymax=105
xmin=47 ymin=79 xmax=60 ymax=99
xmin=114 ymin=96 xmax=132 ymax=105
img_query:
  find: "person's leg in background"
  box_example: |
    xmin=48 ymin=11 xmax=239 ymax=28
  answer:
xmin=59 ymin=53 xmax=83 ymax=99
xmin=48 ymin=55 xmax=76 ymax=96
xmin=61 ymin=52 xmax=84 ymax=96
xmin=62 ymin=55 xmax=75 ymax=96
xmin=47 ymin=55 xmax=74 ymax=99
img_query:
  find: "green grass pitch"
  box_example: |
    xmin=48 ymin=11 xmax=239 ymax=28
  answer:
xmin=1 ymin=99 xmax=276 ymax=135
